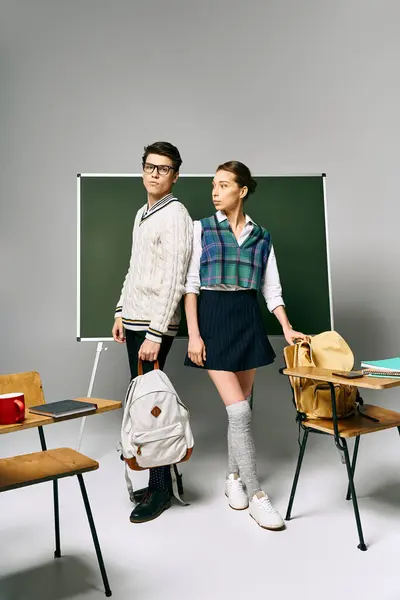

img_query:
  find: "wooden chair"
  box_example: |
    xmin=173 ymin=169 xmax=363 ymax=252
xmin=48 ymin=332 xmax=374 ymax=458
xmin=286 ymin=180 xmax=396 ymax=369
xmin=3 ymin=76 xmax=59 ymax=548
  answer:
xmin=281 ymin=346 xmax=400 ymax=551
xmin=0 ymin=372 xmax=112 ymax=596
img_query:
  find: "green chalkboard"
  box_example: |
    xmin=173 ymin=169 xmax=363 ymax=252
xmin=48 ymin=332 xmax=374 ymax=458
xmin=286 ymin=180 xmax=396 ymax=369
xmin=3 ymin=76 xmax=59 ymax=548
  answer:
xmin=78 ymin=174 xmax=331 ymax=340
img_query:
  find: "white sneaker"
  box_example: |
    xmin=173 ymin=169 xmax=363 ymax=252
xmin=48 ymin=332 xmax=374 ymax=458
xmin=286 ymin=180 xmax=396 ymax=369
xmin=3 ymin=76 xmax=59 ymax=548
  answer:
xmin=225 ymin=474 xmax=249 ymax=510
xmin=249 ymin=491 xmax=285 ymax=530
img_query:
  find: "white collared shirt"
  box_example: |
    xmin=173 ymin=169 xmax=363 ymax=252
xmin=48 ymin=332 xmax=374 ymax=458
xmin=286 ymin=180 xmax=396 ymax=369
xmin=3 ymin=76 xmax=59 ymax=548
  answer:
xmin=184 ymin=211 xmax=284 ymax=313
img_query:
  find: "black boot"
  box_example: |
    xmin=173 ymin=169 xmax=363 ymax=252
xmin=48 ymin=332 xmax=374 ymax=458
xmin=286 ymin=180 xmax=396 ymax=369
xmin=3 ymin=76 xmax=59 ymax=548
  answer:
xmin=132 ymin=466 xmax=183 ymax=503
xmin=129 ymin=488 xmax=171 ymax=523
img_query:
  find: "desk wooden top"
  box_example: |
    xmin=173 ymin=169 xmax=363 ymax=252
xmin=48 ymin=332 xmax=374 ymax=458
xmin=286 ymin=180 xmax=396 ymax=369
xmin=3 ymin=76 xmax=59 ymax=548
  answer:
xmin=282 ymin=367 xmax=400 ymax=390
xmin=0 ymin=397 xmax=122 ymax=435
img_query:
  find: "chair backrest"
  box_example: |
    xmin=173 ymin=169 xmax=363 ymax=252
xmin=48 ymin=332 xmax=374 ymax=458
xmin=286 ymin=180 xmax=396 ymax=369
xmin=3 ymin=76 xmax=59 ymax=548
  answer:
xmin=0 ymin=372 xmax=45 ymax=407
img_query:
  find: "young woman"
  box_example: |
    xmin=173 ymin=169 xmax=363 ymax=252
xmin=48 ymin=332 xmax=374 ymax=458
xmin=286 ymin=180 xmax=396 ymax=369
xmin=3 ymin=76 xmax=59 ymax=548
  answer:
xmin=184 ymin=161 xmax=306 ymax=531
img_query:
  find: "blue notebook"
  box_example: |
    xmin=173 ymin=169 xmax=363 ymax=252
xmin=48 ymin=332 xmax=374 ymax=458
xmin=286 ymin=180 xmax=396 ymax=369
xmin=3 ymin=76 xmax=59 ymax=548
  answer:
xmin=361 ymin=357 xmax=400 ymax=372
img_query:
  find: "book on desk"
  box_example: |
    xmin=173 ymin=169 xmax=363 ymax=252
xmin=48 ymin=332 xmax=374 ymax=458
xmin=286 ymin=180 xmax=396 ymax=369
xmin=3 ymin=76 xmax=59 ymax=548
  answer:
xmin=29 ymin=399 xmax=98 ymax=419
xmin=361 ymin=356 xmax=400 ymax=379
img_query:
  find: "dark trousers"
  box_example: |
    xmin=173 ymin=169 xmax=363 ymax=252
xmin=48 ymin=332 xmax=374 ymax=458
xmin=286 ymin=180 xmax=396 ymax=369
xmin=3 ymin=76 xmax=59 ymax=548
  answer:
xmin=125 ymin=329 xmax=174 ymax=378
xmin=125 ymin=329 xmax=175 ymax=491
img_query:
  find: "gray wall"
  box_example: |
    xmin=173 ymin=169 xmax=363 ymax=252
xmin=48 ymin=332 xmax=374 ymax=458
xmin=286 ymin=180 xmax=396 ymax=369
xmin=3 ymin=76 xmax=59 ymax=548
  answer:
xmin=1 ymin=0 xmax=399 ymax=409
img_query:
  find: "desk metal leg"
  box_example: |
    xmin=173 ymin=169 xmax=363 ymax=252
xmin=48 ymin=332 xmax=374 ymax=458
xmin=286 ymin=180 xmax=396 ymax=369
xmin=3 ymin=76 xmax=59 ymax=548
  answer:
xmin=286 ymin=428 xmax=309 ymax=520
xmin=38 ymin=426 xmax=47 ymax=451
xmin=346 ymin=436 xmax=360 ymax=501
xmin=77 ymin=474 xmax=112 ymax=597
xmin=53 ymin=481 xmax=61 ymax=558
xmin=328 ymin=382 xmax=367 ymax=551
xmin=38 ymin=427 xmax=62 ymax=558
xmin=342 ymin=438 xmax=367 ymax=551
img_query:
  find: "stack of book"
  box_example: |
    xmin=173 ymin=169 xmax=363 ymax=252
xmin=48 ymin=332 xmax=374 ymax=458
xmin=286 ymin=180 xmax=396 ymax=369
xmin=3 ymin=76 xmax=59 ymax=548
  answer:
xmin=361 ymin=357 xmax=400 ymax=378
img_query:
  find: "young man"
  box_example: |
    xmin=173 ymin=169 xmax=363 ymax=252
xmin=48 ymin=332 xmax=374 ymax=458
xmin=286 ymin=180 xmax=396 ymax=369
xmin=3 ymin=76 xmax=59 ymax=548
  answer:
xmin=112 ymin=141 xmax=193 ymax=523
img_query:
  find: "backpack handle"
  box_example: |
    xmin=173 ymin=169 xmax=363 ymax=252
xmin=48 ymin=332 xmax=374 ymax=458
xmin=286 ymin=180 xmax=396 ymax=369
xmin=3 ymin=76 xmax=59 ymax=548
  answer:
xmin=294 ymin=335 xmax=311 ymax=345
xmin=138 ymin=359 xmax=160 ymax=376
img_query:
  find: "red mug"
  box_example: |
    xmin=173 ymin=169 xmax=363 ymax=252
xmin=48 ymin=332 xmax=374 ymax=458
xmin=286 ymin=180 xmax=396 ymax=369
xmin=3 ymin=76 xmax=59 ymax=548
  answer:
xmin=0 ymin=393 xmax=25 ymax=425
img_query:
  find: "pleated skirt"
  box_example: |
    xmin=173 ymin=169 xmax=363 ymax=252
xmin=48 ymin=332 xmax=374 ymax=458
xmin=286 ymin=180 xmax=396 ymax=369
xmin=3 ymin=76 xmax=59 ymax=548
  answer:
xmin=184 ymin=290 xmax=276 ymax=372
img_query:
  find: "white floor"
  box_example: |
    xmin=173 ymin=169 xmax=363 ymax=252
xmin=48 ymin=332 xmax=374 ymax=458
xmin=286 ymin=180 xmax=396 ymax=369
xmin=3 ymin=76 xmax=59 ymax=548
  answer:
xmin=1 ymin=350 xmax=400 ymax=600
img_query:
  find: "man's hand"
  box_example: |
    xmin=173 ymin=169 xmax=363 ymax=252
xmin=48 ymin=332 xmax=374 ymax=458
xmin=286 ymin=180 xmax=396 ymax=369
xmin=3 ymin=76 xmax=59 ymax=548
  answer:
xmin=138 ymin=339 xmax=161 ymax=362
xmin=112 ymin=317 xmax=125 ymax=343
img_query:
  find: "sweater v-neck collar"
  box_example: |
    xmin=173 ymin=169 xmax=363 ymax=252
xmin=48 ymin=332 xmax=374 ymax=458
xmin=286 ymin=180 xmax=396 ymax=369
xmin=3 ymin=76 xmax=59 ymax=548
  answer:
xmin=140 ymin=193 xmax=177 ymax=223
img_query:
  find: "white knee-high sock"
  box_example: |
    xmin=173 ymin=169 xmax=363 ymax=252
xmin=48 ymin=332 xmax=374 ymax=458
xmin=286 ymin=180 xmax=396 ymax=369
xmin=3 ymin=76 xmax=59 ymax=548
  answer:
xmin=226 ymin=400 xmax=261 ymax=499
xmin=227 ymin=394 xmax=251 ymax=476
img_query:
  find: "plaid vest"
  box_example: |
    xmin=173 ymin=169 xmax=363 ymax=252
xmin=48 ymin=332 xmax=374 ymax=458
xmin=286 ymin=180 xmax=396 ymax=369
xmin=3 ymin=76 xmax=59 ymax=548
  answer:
xmin=200 ymin=215 xmax=271 ymax=289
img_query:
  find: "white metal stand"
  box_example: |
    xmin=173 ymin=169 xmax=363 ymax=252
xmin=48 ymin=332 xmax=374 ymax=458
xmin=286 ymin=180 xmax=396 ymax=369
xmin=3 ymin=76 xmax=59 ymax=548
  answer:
xmin=76 ymin=342 xmax=107 ymax=451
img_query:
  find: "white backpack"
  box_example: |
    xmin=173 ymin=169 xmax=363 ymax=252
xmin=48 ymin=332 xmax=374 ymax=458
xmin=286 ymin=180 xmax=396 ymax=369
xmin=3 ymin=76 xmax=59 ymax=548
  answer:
xmin=121 ymin=365 xmax=194 ymax=473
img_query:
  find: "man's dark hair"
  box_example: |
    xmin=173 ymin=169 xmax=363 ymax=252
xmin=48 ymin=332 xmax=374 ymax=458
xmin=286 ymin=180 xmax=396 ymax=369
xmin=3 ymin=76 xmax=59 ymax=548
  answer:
xmin=142 ymin=141 xmax=182 ymax=171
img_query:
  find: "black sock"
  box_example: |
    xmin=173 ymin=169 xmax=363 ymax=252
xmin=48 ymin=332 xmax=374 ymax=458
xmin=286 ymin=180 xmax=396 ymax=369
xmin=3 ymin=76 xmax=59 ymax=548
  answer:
xmin=149 ymin=466 xmax=171 ymax=491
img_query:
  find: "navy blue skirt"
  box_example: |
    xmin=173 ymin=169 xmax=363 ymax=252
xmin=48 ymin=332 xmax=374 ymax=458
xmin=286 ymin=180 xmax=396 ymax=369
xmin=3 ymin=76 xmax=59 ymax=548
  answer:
xmin=184 ymin=290 xmax=276 ymax=372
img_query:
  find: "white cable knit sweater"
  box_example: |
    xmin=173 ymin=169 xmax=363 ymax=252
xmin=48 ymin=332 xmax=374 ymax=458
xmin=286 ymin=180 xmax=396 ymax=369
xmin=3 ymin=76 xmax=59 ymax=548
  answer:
xmin=115 ymin=200 xmax=193 ymax=343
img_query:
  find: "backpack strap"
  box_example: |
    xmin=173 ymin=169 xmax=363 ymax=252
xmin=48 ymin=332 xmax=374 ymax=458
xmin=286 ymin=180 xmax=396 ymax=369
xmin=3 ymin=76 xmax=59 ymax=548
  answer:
xmin=124 ymin=461 xmax=135 ymax=503
xmin=356 ymin=393 xmax=380 ymax=422
xmin=115 ymin=441 xmax=136 ymax=502
xmin=170 ymin=465 xmax=189 ymax=506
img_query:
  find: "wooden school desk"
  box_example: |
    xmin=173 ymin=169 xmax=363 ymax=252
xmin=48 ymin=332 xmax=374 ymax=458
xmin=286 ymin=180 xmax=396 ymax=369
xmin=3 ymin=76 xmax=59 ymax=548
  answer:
xmin=0 ymin=397 xmax=121 ymax=436
xmin=281 ymin=366 xmax=400 ymax=550
xmin=0 ymin=396 xmax=122 ymax=597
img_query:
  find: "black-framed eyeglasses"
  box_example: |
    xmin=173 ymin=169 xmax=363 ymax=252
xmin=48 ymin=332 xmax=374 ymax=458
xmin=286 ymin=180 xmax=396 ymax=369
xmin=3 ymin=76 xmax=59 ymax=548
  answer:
xmin=142 ymin=162 xmax=177 ymax=176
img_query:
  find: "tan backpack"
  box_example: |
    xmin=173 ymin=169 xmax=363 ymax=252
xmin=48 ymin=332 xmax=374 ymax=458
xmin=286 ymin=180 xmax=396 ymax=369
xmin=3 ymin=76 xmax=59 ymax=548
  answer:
xmin=286 ymin=331 xmax=359 ymax=420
